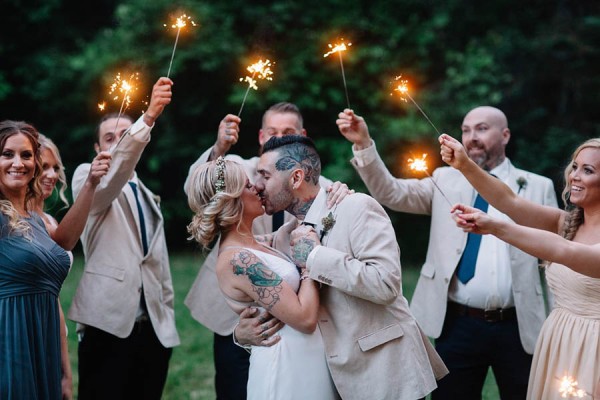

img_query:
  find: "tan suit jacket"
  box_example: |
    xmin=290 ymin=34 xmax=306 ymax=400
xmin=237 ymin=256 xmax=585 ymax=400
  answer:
xmin=351 ymin=144 xmax=557 ymax=354
xmin=272 ymin=188 xmax=448 ymax=400
xmin=183 ymin=147 xmax=332 ymax=335
xmin=67 ymin=118 xmax=180 ymax=348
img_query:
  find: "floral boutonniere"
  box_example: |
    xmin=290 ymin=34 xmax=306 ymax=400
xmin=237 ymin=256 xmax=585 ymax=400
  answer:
xmin=516 ymin=176 xmax=528 ymax=194
xmin=320 ymin=211 xmax=337 ymax=241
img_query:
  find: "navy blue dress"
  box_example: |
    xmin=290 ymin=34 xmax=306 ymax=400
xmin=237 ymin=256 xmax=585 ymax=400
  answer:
xmin=0 ymin=212 xmax=70 ymax=399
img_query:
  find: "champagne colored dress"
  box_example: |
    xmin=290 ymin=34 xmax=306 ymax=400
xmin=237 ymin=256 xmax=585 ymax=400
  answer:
xmin=527 ymin=263 xmax=600 ymax=399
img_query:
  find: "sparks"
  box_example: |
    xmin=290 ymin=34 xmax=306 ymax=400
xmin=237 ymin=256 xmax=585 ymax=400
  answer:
xmin=391 ymin=75 xmax=441 ymax=135
xmin=237 ymin=59 xmax=274 ymax=116
xmin=558 ymin=375 xmax=588 ymax=398
xmin=408 ymin=153 xmax=452 ymax=206
xmin=164 ymin=13 xmax=197 ymax=78
xmin=323 ymin=40 xmax=352 ymax=58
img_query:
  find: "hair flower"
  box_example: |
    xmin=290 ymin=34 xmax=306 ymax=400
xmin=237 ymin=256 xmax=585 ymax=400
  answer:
xmin=517 ymin=176 xmax=527 ymax=194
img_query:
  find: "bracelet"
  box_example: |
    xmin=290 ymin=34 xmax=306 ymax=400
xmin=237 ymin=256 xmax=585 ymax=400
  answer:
xmin=232 ymin=322 xmax=252 ymax=353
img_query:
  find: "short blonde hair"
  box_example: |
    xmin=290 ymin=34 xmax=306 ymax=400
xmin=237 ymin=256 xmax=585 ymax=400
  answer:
xmin=186 ymin=159 xmax=247 ymax=249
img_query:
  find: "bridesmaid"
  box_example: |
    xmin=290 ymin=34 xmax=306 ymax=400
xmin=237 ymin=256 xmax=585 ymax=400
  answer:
xmin=0 ymin=121 xmax=109 ymax=399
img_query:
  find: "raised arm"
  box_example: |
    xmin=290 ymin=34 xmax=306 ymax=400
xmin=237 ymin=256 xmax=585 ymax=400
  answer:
xmin=440 ymin=133 xmax=563 ymax=232
xmin=53 ymin=151 xmax=111 ymax=250
xmin=217 ymin=249 xmax=319 ymax=334
xmin=453 ymin=203 xmax=600 ymax=278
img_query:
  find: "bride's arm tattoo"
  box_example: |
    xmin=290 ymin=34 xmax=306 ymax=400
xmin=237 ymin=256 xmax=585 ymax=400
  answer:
xmin=231 ymin=250 xmax=283 ymax=311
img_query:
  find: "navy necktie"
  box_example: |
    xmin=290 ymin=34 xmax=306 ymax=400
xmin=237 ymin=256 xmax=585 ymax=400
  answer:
xmin=129 ymin=182 xmax=148 ymax=255
xmin=456 ymin=193 xmax=489 ymax=284
xmin=272 ymin=210 xmax=284 ymax=232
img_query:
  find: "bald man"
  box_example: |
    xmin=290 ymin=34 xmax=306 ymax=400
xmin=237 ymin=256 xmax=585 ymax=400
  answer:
xmin=336 ymin=106 xmax=558 ymax=399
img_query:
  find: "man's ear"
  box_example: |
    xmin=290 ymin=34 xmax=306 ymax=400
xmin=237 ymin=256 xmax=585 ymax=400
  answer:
xmin=94 ymin=142 xmax=100 ymax=154
xmin=290 ymin=168 xmax=304 ymax=189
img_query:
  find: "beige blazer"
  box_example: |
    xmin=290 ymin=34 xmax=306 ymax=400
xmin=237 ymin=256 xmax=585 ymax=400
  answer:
xmin=183 ymin=147 xmax=332 ymax=335
xmin=67 ymin=120 xmax=179 ymax=348
xmin=351 ymin=144 xmax=557 ymax=354
xmin=272 ymin=188 xmax=448 ymax=400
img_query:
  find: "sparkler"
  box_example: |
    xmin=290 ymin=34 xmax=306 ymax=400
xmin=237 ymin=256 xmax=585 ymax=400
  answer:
xmin=164 ymin=13 xmax=197 ymax=78
xmin=392 ymin=76 xmax=441 ymax=136
xmin=557 ymin=375 xmax=588 ymax=398
xmin=237 ymin=59 xmax=274 ymax=117
xmin=98 ymin=72 xmax=141 ymax=150
xmin=324 ymin=39 xmax=352 ymax=109
xmin=408 ymin=153 xmax=453 ymax=207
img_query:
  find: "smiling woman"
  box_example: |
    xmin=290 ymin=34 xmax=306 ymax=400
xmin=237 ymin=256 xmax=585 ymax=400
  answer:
xmin=0 ymin=120 xmax=72 ymax=399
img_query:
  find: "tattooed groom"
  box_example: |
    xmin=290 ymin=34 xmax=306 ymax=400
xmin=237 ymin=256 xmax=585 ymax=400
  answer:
xmin=237 ymin=135 xmax=448 ymax=400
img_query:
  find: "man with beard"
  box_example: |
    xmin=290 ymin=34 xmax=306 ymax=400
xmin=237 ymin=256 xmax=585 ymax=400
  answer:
xmin=335 ymin=106 xmax=557 ymax=399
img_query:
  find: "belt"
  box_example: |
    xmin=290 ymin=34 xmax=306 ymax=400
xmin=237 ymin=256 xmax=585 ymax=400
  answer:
xmin=447 ymin=301 xmax=517 ymax=323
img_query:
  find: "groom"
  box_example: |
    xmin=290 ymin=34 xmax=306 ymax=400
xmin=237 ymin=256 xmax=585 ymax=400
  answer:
xmin=243 ymin=135 xmax=448 ymax=399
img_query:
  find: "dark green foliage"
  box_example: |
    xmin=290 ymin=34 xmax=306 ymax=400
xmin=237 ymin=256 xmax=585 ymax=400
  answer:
xmin=1 ymin=0 xmax=599 ymax=263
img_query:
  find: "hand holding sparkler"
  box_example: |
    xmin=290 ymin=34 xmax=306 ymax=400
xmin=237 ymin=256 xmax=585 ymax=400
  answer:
xmin=439 ymin=133 xmax=471 ymax=170
xmin=213 ymin=114 xmax=241 ymax=158
xmin=450 ymin=203 xmax=496 ymax=235
xmin=336 ymin=109 xmax=372 ymax=150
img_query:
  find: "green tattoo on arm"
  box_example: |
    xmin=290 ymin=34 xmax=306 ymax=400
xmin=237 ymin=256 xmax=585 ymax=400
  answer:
xmin=231 ymin=250 xmax=283 ymax=311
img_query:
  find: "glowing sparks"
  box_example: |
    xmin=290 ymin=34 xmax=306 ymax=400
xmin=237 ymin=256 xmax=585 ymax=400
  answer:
xmin=408 ymin=154 xmax=429 ymax=172
xmin=558 ymin=375 xmax=588 ymax=398
xmin=98 ymin=72 xmax=142 ymax=151
xmin=391 ymin=75 xmax=441 ymax=135
xmin=164 ymin=13 xmax=197 ymax=78
xmin=408 ymin=153 xmax=452 ymax=206
xmin=237 ymin=59 xmax=274 ymax=116
xmin=323 ymin=40 xmax=352 ymax=58
xmin=324 ymin=39 xmax=352 ymax=109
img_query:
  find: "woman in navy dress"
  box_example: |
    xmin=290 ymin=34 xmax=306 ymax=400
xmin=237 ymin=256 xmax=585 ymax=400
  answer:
xmin=0 ymin=121 xmax=110 ymax=399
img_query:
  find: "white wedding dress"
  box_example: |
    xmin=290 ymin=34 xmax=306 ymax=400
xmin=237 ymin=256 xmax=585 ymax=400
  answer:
xmin=235 ymin=248 xmax=338 ymax=400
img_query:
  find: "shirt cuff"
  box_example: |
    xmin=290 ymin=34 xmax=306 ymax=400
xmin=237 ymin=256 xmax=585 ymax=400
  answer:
xmin=232 ymin=322 xmax=252 ymax=353
xmin=128 ymin=115 xmax=152 ymax=142
xmin=351 ymin=139 xmax=376 ymax=167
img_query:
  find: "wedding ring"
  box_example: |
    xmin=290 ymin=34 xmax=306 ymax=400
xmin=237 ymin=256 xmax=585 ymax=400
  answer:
xmin=261 ymin=332 xmax=268 ymax=339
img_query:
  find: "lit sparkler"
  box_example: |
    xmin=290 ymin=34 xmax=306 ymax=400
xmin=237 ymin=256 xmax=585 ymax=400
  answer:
xmin=164 ymin=13 xmax=197 ymax=78
xmin=557 ymin=375 xmax=588 ymax=398
xmin=392 ymin=76 xmax=441 ymax=136
xmin=324 ymin=39 xmax=352 ymax=109
xmin=99 ymin=72 xmax=141 ymax=150
xmin=237 ymin=59 xmax=274 ymax=117
xmin=408 ymin=153 xmax=452 ymax=207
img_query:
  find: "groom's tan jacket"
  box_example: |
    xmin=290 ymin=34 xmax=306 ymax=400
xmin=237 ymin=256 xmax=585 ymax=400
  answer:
xmin=273 ymin=188 xmax=448 ymax=400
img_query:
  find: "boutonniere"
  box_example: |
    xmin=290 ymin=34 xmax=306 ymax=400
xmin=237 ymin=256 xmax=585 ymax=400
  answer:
xmin=320 ymin=211 xmax=337 ymax=241
xmin=516 ymin=176 xmax=528 ymax=194
xmin=152 ymin=194 xmax=162 ymax=206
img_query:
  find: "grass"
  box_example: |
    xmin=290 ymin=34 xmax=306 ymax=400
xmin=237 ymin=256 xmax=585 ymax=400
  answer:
xmin=60 ymin=251 xmax=499 ymax=399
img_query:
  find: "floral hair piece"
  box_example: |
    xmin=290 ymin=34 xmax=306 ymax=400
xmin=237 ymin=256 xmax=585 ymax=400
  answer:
xmin=214 ymin=156 xmax=226 ymax=193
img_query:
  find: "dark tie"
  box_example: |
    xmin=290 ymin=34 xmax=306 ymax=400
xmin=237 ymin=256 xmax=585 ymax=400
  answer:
xmin=272 ymin=210 xmax=284 ymax=232
xmin=129 ymin=181 xmax=148 ymax=255
xmin=456 ymin=193 xmax=489 ymax=284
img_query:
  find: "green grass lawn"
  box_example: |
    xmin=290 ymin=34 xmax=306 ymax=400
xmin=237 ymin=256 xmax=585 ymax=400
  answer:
xmin=60 ymin=251 xmax=499 ymax=399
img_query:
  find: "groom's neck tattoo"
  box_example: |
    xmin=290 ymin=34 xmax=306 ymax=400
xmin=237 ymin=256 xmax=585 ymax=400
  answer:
xmin=231 ymin=250 xmax=283 ymax=311
xmin=274 ymin=145 xmax=320 ymax=185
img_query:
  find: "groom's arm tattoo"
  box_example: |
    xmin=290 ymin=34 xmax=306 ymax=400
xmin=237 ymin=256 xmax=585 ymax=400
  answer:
xmin=292 ymin=237 xmax=317 ymax=269
xmin=231 ymin=250 xmax=283 ymax=311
